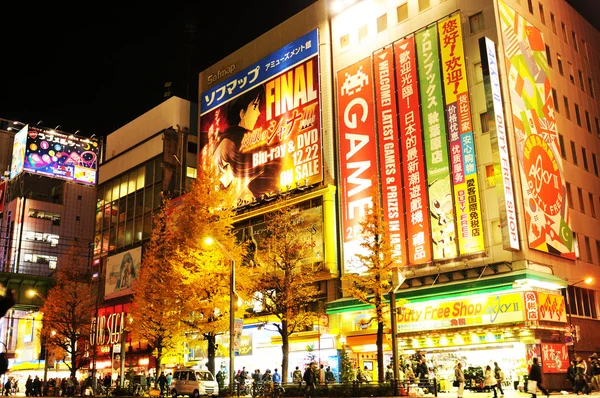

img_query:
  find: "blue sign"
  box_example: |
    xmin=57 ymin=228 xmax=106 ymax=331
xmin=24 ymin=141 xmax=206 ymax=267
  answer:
xmin=201 ymin=29 xmax=319 ymax=115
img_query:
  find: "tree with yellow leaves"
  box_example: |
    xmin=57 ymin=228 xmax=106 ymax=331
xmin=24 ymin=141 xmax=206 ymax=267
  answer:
xmin=342 ymin=191 xmax=394 ymax=383
xmin=248 ymin=200 xmax=320 ymax=384
xmin=129 ymin=202 xmax=184 ymax=375
xmin=39 ymin=240 xmax=96 ymax=378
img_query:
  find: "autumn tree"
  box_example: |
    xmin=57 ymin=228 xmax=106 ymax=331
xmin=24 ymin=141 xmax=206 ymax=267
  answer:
xmin=249 ymin=200 xmax=320 ymax=384
xmin=170 ymin=164 xmax=243 ymax=376
xmin=130 ymin=203 xmax=184 ymax=375
xmin=40 ymin=241 xmax=96 ymax=378
xmin=342 ymin=193 xmax=394 ymax=383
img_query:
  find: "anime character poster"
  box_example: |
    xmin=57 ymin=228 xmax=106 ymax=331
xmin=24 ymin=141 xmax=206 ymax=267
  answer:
xmin=199 ymin=29 xmax=322 ymax=206
xmin=105 ymin=247 xmax=142 ymax=300
xmin=498 ymin=0 xmax=574 ymax=258
xmin=10 ymin=125 xmax=27 ymax=179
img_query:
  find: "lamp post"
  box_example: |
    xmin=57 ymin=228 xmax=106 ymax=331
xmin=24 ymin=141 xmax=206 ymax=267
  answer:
xmin=565 ymin=277 xmax=593 ymax=356
xmin=205 ymin=237 xmax=236 ymax=394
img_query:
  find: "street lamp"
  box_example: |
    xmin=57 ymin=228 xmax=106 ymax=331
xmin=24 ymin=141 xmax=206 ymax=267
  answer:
xmin=204 ymin=237 xmax=236 ymax=394
xmin=565 ymin=277 xmax=593 ymax=356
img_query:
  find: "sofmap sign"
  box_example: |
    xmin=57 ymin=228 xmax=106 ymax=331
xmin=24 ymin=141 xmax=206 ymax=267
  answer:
xmin=397 ymin=292 xmax=524 ymax=332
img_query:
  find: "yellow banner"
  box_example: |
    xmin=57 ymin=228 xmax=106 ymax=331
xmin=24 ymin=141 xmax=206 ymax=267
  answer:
xmin=536 ymin=292 xmax=567 ymax=322
xmin=438 ymin=14 xmax=468 ymax=104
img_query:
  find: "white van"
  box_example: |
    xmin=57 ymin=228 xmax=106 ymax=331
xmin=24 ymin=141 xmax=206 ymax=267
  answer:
xmin=170 ymin=369 xmax=219 ymax=397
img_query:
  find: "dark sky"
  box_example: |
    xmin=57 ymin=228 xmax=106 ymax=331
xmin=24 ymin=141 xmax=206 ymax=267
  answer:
xmin=0 ymin=1 xmax=595 ymax=139
xmin=0 ymin=1 xmax=318 ymax=138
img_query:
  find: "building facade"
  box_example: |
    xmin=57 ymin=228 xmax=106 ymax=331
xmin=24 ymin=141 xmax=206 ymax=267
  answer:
xmin=197 ymin=0 xmax=600 ymax=390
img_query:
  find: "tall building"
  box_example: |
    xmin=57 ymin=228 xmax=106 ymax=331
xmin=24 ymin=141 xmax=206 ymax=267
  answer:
xmin=0 ymin=123 xmax=99 ymax=379
xmin=91 ymin=96 xmax=197 ymax=379
xmin=197 ymin=0 xmax=599 ymax=390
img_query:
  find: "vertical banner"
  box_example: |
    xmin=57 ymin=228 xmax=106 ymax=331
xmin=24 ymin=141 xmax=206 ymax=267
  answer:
xmin=337 ymin=57 xmax=378 ymax=274
xmin=373 ymin=46 xmax=407 ymax=266
xmin=498 ymin=0 xmax=574 ymax=259
xmin=479 ymin=37 xmax=520 ymax=251
xmin=416 ymin=25 xmax=458 ymax=260
xmin=394 ymin=37 xmax=432 ymax=265
xmin=438 ymin=14 xmax=485 ymax=255
xmin=541 ymin=343 xmax=569 ymax=373
xmin=0 ymin=179 xmax=6 ymax=214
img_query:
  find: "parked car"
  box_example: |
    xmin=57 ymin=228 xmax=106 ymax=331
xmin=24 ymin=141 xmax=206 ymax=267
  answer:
xmin=171 ymin=369 xmax=219 ymax=397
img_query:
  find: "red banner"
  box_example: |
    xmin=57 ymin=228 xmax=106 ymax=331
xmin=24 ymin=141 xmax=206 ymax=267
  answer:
xmin=373 ymin=46 xmax=406 ymax=266
xmin=337 ymin=57 xmax=379 ymax=274
xmin=394 ymin=36 xmax=432 ymax=265
xmin=541 ymin=343 xmax=569 ymax=373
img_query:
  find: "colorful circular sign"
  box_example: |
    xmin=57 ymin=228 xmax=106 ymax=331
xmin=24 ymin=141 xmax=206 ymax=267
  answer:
xmin=523 ymin=134 xmax=562 ymax=216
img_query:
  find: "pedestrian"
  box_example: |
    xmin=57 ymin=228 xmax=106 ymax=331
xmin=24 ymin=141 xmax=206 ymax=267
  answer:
xmin=4 ymin=378 xmax=10 ymax=396
xmin=319 ymin=364 xmax=325 ymax=385
xmin=157 ymin=372 xmax=167 ymax=396
xmin=574 ymin=356 xmax=589 ymax=395
xmin=484 ymin=365 xmax=498 ymax=398
xmin=363 ymin=366 xmax=373 ymax=383
xmin=325 ymin=366 xmax=335 ymax=385
xmin=568 ymin=360 xmax=577 ymax=389
xmin=293 ymin=366 xmax=303 ymax=386
xmin=528 ymin=357 xmax=549 ymax=398
xmin=25 ymin=376 xmax=33 ymax=397
xmin=303 ymin=362 xmax=316 ymax=398
xmin=33 ymin=376 xmax=41 ymax=397
xmin=273 ymin=369 xmax=281 ymax=384
xmin=494 ymin=362 xmax=505 ymax=397
xmin=590 ymin=354 xmax=600 ymax=392
xmin=455 ymin=362 xmax=466 ymax=398
xmin=385 ymin=364 xmax=393 ymax=383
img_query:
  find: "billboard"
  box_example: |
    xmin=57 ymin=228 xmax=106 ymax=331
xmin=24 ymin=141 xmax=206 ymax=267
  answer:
xmin=498 ymin=0 xmax=574 ymax=258
xmin=10 ymin=125 xmax=28 ymax=179
xmin=0 ymin=180 xmax=5 ymax=214
xmin=373 ymin=45 xmax=407 ymax=266
xmin=15 ymin=126 xmax=99 ymax=185
xmin=541 ymin=343 xmax=569 ymax=373
xmin=337 ymin=57 xmax=379 ymax=274
xmin=105 ymin=246 xmax=142 ymax=300
xmin=438 ymin=14 xmax=485 ymax=255
xmin=416 ymin=25 xmax=458 ymax=260
xmin=480 ymin=37 xmax=520 ymax=251
xmin=199 ymin=29 xmax=322 ymax=205
xmin=394 ymin=36 xmax=432 ymax=265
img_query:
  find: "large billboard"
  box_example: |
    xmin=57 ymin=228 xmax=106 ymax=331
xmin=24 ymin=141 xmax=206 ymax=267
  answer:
xmin=416 ymin=25 xmax=458 ymax=260
xmin=337 ymin=57 xmax=379 ymax=274
xmin=105 ymin=247 xmax=142 ymax=300
xmin=0 ymin=180 xmax=5 ymax=214
xmin=13 ymin=126 xmax=99 ymax=185
xmin=498 ymin=0 xmax=574 ymax=258
xmin=394 ymin=36 xmax=432 ymax=265
xmin=10 ymin=125 xmax=27 ymax=179
xmin=438 ymin=14 xmax=485 ymax=255
xmin=199 ymin=29 xmax=322 ymax=205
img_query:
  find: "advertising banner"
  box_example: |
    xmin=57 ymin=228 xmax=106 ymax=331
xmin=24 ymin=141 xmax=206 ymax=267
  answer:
xmin=393 ymin=36 xmax=432 ymax=265
xmin=337 ymin=57 xmax=378 ymax=275
xmin=105 ymin=247 xmax=142 ymax=300
xmin=199 ymin=29 xmax=322 ymax=205
xmin=396 ymin=291 xmax=525 ymax=332
xmin=498 ymin=0 xmax=574 ymax=259
xmin=373 ymin=45 xmax=407 ymax=266
xmin=415 ymin=25 xmax=457 ymax=261
xmin=10 ymin=125 xmax=27 ymax=179
xmin=19 ymin=126 xmax=99 ymax=185
xmin=541 ymin=343 xmax=569 ymax=373
xmin=479 ymin=36 xmax=520 ymax=251
xmin=536 ymin=292 xmax=567 ymax=323
xmin=438 ymin=14 xmax=485 ymax=255
xmin=0 ymin=180 xmax=6 ymax=214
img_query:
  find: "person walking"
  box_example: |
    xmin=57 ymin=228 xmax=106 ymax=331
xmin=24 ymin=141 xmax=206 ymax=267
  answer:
xmin=494 ymin=362 xmax=505 ymax=397
xmin=455 ymin=362 xmax=466 ymax=398
xmin=484 ymin=365 xmax=498 ymax=398
xmin=528 ymin=357 xmax=549 ymax=398
xmin=574 ymin=357 xmax=589 ymax=395
xmin=157 ymin=372 xmax=167 ymax=396
xmin=303 ymin=362 xmax=316 ymax=398
xmin=293 ymin=366 xmax=303 ymax=386
xmin=590 ymin=354 xmax=600 ymax=392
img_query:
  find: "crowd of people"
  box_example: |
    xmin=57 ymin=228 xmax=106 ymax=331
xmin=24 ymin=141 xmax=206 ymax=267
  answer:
xmin=567 ymin=353 xmax=600 ymax=395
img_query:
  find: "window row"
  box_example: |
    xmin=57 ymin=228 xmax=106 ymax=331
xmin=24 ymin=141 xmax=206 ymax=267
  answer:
xmin=22 ymin=253 xmax=57 ymax=269
xmin=97 ymin=158 xmax=163 ymax=204
xmin=558 ymin=134 xmax=600 ymax=177
xmin=546 ymin=48 xmax=595 ymax=100
xmin=534 ymin=1 xmax=589 ymax=59
xmin=94 ymin=214 xmax=154 ymax=255
xmin=23 ymin=231 xmax=59 ymax=247
xmin=565 ymin=286 xmax=597 ymax=319
xmin=566 ymin=183 xmax=600 ymax=220
xmin=28 ymin=209 xmax=61 ymax=226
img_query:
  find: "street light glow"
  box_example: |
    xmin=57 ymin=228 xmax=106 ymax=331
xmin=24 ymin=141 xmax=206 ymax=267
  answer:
xmin=584 ymin=277 xmax=593 ymax=284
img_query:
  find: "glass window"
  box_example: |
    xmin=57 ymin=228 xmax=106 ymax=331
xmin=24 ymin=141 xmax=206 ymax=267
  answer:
xmin=135 ymin=191 xmax=144 ymax=216
xmin=104 ymin=184 xmax=112 ymax=203
xmin=563 ymin=96 xmax=570 ymax=119
xmin=118 ymin=198 xmax=126 ymax=223
xmin=558 ymin=134 xmax=566 ymax=158
xmin=125 ymin=221 xmax=133 ymax=246
xmin=550 ymin=13 xmax=556 ymax=33
xmin=582 ymin=148 xmax=588 ymax=171
xmin=120 ymin=175 xmax=128 ymax=199
xmin=571 ymin=141 xmax=578 ymax=165
xmin=340 ymin=34 xmax=349 ymax=49
xmin=377 ymin=14 xmax=387 ymax=33
xmin=469 ymin=12 xmax=484 ymax=33
xmin=145 ymin=163 xmax=154 ymax=186
xmin=527 ymin=0 xmax=533 ymax=13
xmin=154 ymin=159 xmax=163 ymax=182
xmin=109 ymin=227 xmax=117 ymax=252
xmin=572 ymin=31 xmax=578 ymax=52
xmin=568 ymin=62 xmax=574 ymax=84
xmin=418 ymin=0 xmax=430 ymax=12
xmin=110 ymin=201 xmax=118 ymax=225
xmin=480 ymin=112 xmax=489 ymax=133
xmin=589 ymin=78 xmax=595 ymax=99
xmin=153 ymin=185 xmax=162 ymax=210
xmin=127 ymin=195 xmax=135 ymax=220
xmin=538 ymin=3 xmax=545 ymax=24
xmin=397 ymin=3 xmax=408 ymax=23
xmin=578 ymin=70 xmax=584 ymax=92
xmin=552 ymin=88 xmax=559 ymax=112
xmin=588 ymin=193 xmax=595 ymax=218
xmin=134 ymin=216 xmax=143 ymax=243
xmin=557 ymin=54 xmax=563 ymax=75
xmin=128 ymin=172 xmax=137 ymax=194
xmin=137 ymin=166 xmax=145 ymax=189
xmin=566 ymin=182 xmax=573 ymax=208
xmin=117 ymin=225 xmax=125 ymax=249
xmin=143 ymin=214 xmax=153 ymax=241
xmin=575 ymin=103 xmax=581 ymax=126
xmin=561 ymin=22 xmax=568 ymax=43
xmin=585 ymin=111 xmax=592 ymax=133
xmin=545 ymin=45 xmax=552 ymax=67
xmin=144 ymin=188 xmax=153 ymax=213
xmin=578 ymin=187 xmax=584 ymax=211
xmin=593 ymin=153 xmax=598 ymax=177
xmin=112 ymin=182 xmax=120 ymax=203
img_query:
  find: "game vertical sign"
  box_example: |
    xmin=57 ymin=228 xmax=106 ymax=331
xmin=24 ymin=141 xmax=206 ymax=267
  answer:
xmin=394 ymin=36 xmax=432 ymax=265
xmin=479 ymin=37 xmax=520 ymax=250
xmin=438 ymin=14 xmax=485 ymax=255
xmin=337 ymin=57 xmax=379 ymax=274
xmin=416 ymin=25 xmax=458 ymax=260
xmin=373 ymin=45 xmax=407 ymax=266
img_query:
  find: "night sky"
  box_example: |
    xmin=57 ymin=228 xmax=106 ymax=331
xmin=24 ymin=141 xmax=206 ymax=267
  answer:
xmin=0 ymin=1 xmax=595 ymax=139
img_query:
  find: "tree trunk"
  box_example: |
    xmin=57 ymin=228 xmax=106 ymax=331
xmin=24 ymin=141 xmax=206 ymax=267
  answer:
xmin=156 ymin=346 xmax=163 ymax=376
xmin=281 ymin=319 xmax=289 ymax=384
xmin=71 ymin=341 xmax=77 ymax=378
xmin=206 ymin=334 xmax=216 ymax=375
xmin=376 ymin=320 xmax=384 ymax=382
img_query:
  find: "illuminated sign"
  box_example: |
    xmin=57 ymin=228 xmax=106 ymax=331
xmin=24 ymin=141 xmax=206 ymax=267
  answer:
xmin=17 ymin=126 xmax=99 ymax=185
xmin=336 ymin=57 xmax=378 ymax=275
xmin=199 ymin=29 xmax=322 ymax=205
xmin=105 ymin=247 xmax=142 ymax=300
xmin=438 ymin=14 xmax=485 ymax=255
xmin=396 ymin=291 xmax=525 ymax=332
xmin=498 ymin=0 xmax=573 ymax=259
xmin=10 ymin=125 xmax=27 ymax=179
xmin=534 ymin=291 xmax=567 ymax=322
xmin=416 ymin=25 xmax=457 ymax=261
xmin=480 ymin=37 xmax=519 ymax=251
xmin=0 ymin=180 xmax=6 ymax=214
xmin=373 ymin=45 xmax=407 ymax=266
xmin=394 ymin=36 xmax=432 ymax=265
xmin=541 ymin=343 xmax=569 ymax=373
xmin=90 ymin=311 xmax=126 ymax=346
